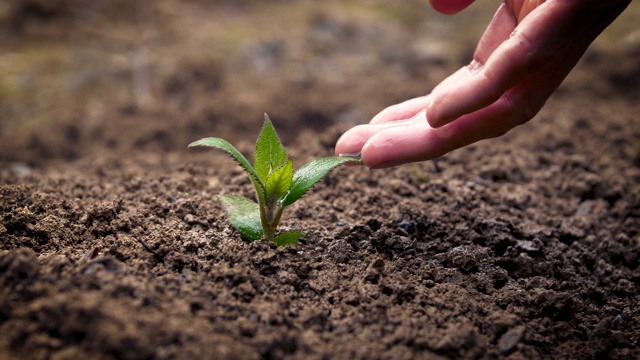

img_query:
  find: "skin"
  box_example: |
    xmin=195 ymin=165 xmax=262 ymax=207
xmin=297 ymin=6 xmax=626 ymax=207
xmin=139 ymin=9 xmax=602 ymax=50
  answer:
xmin=335 ymin=0 xmax=631 ymax=169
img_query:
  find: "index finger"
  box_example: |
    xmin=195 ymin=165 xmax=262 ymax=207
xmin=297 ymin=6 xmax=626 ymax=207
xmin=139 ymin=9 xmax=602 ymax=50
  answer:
xmin=427 ymin=0 xmax=594 ymax=127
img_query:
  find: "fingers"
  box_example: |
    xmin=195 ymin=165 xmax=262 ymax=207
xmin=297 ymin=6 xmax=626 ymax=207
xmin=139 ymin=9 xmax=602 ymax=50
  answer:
xmin=336 ymin=96 xmax=429 ymax=157
xmin=344 ymin=105 xmax=510 ymax=168
xmin=335 ymin=104 xmax=501 ymax=168
xmin=350 ymin=3 xmax=624 ymax=170
xmin=427 ymin=0 xmax=595 ymax=128
xmin=336 ymin=0 xmax=632 ymax=169
xmin=337 ymin=110 xmax=442 ymax=168
xmin=474 ymin=3 xmax=519 ymax=61
xmin=428 ymin=0 xmax=476 ymax=15
xmin=370 ymin=96 xmax=428 ymax=124
xmin=512 ymin=0 xmax=546 ymax=22
xmin=335 ymin=120 xmax=413 ymax=158
xmin=360 ymin=114 xmax=443 ymax=168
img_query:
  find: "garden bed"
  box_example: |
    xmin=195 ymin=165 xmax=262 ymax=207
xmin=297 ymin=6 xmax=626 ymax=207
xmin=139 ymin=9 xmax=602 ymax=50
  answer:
xmin=1 ymin=1 xmax=639 ymax=358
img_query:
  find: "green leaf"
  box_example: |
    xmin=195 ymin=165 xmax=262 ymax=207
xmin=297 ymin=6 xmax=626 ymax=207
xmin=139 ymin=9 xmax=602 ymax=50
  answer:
xmin=283 ymin=156 xmax=362 ymax=206
xmin=254 ymin=114 xmax=288 ymax=183
xmin=274 ymin=231 xmax=304 ymax=246
xmin=218 ymin=195 xmax=263 ymax=241
xmin=188 ymin=137 xmax=264 ymax=193
xmin=266 ymin=160 xmax=294 ymax=204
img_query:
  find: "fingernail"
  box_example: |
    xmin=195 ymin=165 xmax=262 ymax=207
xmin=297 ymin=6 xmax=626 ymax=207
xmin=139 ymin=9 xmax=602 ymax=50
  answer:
xmin=338 ymin=152 xmax=361 ymax=159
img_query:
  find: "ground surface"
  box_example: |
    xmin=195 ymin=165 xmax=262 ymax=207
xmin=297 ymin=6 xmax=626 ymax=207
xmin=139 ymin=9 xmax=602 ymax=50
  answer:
xmin=1 ymin=1 xmax=639 ymax=359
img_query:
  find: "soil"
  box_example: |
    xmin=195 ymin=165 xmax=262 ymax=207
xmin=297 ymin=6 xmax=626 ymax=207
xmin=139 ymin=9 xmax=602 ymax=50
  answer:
xmin=1 ymin=1 xmax=639 ymax=359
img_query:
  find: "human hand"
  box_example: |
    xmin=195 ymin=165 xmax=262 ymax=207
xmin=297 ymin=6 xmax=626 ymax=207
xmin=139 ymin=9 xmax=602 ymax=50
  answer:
xmin=335 ymin=0 xmax=631 ymax=168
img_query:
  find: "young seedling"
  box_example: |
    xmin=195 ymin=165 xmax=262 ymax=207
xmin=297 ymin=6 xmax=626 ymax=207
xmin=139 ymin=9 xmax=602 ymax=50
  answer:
xmin=188 ymin=114 xmax=361 ymax=246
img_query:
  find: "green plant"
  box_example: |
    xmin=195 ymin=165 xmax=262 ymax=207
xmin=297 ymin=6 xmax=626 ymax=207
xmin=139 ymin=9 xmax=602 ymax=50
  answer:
xmin=188 ymin=114 xmax=362 ymax=246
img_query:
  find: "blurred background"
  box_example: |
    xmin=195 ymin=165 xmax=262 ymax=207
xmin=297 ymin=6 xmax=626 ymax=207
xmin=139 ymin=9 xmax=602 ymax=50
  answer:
xmin=1 ymin=0 xmax=639 ymax=171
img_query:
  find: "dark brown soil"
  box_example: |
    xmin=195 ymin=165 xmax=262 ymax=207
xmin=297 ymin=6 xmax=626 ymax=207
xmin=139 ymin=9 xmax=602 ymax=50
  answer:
xmin=1 ymin=1 xmax=639 ymax=359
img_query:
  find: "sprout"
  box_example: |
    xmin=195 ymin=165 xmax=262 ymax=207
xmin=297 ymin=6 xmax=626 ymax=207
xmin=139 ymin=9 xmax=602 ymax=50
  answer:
xmin=189 ymin=114 xmax=361 ymax=246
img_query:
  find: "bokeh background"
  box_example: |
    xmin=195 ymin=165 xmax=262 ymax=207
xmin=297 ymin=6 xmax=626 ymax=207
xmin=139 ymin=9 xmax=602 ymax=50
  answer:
xmin=1 ymin=0 xmax=639 ymax=171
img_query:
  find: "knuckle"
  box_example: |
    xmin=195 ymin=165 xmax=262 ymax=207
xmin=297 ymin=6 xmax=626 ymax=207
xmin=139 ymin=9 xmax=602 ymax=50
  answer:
xmin=510 ymin=31 xmax=555 ymax=71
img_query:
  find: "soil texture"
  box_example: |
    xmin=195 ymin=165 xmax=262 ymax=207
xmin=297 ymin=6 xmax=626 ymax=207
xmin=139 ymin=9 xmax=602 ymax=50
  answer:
xmin=1 ymin=1 xmax=639 ymax=359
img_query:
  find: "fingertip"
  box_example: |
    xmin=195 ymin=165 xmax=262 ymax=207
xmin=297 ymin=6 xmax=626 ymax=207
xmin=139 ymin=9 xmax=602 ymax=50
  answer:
xmin=335 ymin=121 xmax=413 ymax=159
xmin=426 ymin=98 xmax=449 ymax=128
xmin=334 ymin=134 xmax=361 ymax=158
xmin=429 ymin=0 xmax=475 ymax=14
xmin=359 ymin=144 xmax=392 ymax=169
xmin=358 ymin=134 xmax=393 ymax=169
xmin=359 ymin=123 xmax=435 ymax=169
xmin=334 ymin=125 xmax=373 ymax=157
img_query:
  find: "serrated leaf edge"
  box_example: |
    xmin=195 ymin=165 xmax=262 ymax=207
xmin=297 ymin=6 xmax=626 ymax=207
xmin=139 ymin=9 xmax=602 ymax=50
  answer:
xmin=282 ymin=156 xmax=361 ymax=206
xmin=254 ymin=114 xmax=288 ymax=184
xmin=188 ymin=137 xmax=267 ymax=201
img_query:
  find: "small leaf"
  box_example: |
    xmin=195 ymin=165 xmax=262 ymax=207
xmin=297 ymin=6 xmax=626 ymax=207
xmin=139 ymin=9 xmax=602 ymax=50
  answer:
xmin=266 ymin=160 xmax=294 ymax=204
xmin=254 ymin=114 xmax=288 ymax=183
xmin=283 ymin=156 xmax=362 ymax=206
xmin=274 ymin=231 xmax=304 ymax=246
xmin=218 ymin=195 xmax=263 ymax=241
xmin=189 ymin=138 xmax=264 ymax=193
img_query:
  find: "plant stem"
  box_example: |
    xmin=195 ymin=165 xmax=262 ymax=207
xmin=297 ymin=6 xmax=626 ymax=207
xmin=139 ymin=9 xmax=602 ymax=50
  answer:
xmin=260 ymin=205 xmax=284 ymax=242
